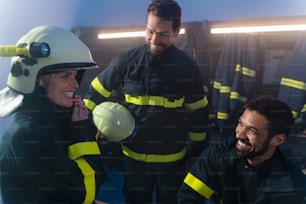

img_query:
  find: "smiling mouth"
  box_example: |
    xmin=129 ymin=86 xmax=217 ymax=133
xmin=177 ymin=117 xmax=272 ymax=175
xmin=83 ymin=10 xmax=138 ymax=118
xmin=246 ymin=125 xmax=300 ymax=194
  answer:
xmin=65 ymin=92 xmax=74 ymax=98
xmin=236 ymin=139 xmax=251 ymax=151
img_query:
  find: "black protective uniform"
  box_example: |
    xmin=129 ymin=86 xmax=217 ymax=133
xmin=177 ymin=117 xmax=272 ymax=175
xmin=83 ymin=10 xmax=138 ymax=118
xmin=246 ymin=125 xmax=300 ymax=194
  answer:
xmin=178 ymin=140 xmax=306 ymax=204
xmin=84 ymin=44 xmax=209 ymax=203
xmin=0 ymin=87 xmax=106 ymax=204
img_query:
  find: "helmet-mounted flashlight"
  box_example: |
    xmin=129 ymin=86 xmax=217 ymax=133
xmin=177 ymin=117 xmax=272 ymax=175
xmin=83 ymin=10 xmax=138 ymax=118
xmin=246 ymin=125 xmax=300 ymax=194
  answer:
xmin=0 ymin=42 xmax=50 ymax=58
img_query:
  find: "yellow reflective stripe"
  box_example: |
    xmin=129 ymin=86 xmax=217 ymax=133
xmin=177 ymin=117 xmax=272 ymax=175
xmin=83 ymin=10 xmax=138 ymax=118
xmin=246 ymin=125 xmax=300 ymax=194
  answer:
xmin=74 ymin=158 xmax=96 ymax=204
xmin=125 ymin=94 xmax=184 ymax=108
xmin=235 ymin=64 xmax=241 ymax=72
xmin=185 ymin=96 xmax=208 ymax=110
xmin=184 ymin=172 xmax=216 ymax=199
xmin=91 ymin=77 xmax=113 ymax=97
xmin=213 ymin=81 xmax=221 ymax=89
xmin=292 ymin=110 xmax=298 ymax=118
xmin=230 ymin=91 xmax=239 ymax=99
xmin=68 ymin=142 xmax=101 ymax=160
xmin=84 ymin=99 xmax=96 ymax=111
xmin=95 ymin=132 xmax=99 ymax=141
xmin=280 ymin=77 xmax=306 ymax=91
xmin=219 ymin=86 xmax=230 ymax=93
xmin=217 ymin=112 xmax=228 ymax=120
xmin=241 ymin=67 xmax=256 ymax=78
xmin=209 ymin=113 xmax=216 ymax=120
xmin=189 ymin=131 xmax=207 ymax=141
xmin=121 ymin=144 xmax=187 ymax=163
xmin=235 ymin=64 xmax=256 ymax=78
xmin=301 ymin=104 xmax=306 ymax=113
xmin=230 ymin=92 xmax=247 ymax=103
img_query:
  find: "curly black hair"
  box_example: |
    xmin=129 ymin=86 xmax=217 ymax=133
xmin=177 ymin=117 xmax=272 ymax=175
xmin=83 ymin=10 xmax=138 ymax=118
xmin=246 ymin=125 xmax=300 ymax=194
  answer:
xmin=244 ymin=95 xmax=294 ymax=137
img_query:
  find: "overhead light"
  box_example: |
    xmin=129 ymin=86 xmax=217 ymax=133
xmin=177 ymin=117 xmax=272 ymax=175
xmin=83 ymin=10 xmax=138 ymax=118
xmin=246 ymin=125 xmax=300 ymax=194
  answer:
xmin=211 ymin=24 xmax=306 ymax=34
xmin=98 ymin=28 xmax=186 ymax=39
xmin=98 ymin=31 xmax=145 ymax=39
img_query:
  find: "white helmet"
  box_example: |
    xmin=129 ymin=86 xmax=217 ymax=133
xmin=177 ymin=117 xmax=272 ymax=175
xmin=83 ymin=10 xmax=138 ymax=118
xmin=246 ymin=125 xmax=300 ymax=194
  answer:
xmin=92 ymin=101 xmax=136 ymax=142
xmin=7 ymin=25 xmax=97 ymax=94
xmin=0 ymin=25 xmax=98 ymax=117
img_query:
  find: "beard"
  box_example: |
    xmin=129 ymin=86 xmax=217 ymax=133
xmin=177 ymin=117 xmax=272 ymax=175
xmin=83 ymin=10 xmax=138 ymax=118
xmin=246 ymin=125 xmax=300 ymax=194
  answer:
xmin=236 ymin=137 xmax=271 ymax=159
xmin=149 ymin=43 xmax=167 ymax=57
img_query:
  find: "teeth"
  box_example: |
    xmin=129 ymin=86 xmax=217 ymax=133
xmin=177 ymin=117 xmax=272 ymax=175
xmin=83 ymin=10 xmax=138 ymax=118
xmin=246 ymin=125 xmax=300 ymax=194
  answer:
xmin=65 ymin=92 xmax=74 ymax=97
xmin=238 ymin=140 xmax=249 ymax=148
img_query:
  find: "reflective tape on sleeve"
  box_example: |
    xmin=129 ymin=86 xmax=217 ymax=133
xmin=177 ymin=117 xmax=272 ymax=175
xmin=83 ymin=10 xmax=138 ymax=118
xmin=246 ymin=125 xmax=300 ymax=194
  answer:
xmin=84 ymin=99 xmax=96 ymax=111
xmin=91 ymin=77 xmax=113 ymax=97
xmin=184 ymin=172 xmax=216 ymax=199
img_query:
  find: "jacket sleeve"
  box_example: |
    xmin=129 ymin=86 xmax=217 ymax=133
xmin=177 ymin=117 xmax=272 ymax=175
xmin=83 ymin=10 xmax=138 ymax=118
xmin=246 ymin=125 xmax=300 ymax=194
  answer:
xmin=84 ymin=56 xmax=124 ymax=111
xmin=178 ymin=144 xmax=222 ymax=203
xmin=67 ymin=118 xmax=107 ymax=203
xmin=184 ymin=62 xmax=209 ymax=156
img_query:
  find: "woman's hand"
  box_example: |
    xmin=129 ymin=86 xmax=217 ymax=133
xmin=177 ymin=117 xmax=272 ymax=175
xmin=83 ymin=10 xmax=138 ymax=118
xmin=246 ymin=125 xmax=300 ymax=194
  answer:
xmin=71 ymin=95 xmax=88 ymax=122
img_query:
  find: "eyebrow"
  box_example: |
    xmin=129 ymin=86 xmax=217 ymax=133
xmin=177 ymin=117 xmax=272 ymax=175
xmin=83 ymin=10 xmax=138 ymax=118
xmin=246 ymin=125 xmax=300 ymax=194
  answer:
xmin=238 ymin=118 xmax=268 ymax=132
xmin=146 ymin=27 xmax=171 ymax=34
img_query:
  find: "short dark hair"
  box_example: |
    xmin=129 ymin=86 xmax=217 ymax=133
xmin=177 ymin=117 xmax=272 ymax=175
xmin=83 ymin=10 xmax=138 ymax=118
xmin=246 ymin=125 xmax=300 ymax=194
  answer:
xmin=244 ymin=95 xmax=294 ymax=137
xmin=147 ymin=0 xmax=181 ymax=31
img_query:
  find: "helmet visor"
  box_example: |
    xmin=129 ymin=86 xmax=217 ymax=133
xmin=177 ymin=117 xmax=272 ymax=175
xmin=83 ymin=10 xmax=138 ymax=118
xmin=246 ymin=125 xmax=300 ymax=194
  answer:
xmin=40 ymin=62 xmax=98 ymax=75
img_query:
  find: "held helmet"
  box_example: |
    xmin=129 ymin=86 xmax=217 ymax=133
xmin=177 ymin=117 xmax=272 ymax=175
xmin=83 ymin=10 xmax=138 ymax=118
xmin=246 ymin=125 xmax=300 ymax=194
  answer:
xmin=7 ymin=25 xmax=98 ymax=94
xmin=92 ymin=101 xmax=136 ymax=142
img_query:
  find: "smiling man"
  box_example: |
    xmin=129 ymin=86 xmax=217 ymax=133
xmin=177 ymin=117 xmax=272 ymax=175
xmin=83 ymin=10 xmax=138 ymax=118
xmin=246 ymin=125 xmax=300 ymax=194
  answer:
xmin=178 ymin=95 xmax=306 ymax=204
xmin=84 ymin=0 xmax=209 ymax=203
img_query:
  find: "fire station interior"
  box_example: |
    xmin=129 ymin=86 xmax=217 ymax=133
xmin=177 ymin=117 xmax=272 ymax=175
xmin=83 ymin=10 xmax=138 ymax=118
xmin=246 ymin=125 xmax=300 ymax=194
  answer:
xmin=72 ymin=15 xmax=306 ymax=172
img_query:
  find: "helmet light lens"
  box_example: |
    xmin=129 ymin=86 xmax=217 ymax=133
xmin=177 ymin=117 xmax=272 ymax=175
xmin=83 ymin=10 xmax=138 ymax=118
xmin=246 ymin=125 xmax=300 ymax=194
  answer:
xmin=29 ymin=42 xmax=50 ymax=58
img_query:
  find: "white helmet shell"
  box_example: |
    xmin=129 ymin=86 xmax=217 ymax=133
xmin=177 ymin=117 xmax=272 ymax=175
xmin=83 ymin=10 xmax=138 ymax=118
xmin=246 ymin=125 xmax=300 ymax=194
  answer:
xmin=7 ymin=25 xmax=97 ymax=94
xmin=92 ymin=101 xmax=135 ymax=142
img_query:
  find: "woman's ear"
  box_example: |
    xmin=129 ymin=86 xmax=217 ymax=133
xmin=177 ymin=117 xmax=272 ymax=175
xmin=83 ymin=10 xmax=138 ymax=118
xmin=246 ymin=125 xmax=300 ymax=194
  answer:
xmin=39 ymin=74 xmax=51 ymax=88
xmin=270 ymin=134 xmax=286 ymax=147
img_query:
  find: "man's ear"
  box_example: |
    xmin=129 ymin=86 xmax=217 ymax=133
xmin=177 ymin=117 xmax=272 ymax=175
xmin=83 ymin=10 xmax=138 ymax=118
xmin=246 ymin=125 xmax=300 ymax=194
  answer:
xmin=270 ymin=133 xmax=286 ymax=147
xmin=174 ymin=26 xmax=181 ymax=37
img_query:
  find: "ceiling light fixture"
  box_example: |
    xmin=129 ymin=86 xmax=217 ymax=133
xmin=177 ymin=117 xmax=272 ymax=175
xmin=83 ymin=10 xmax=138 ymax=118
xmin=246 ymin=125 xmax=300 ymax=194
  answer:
xmin=211 ymin=24 xmax=306 ymax=34
xmin=98 ymin=28 xmax=186 ymax=39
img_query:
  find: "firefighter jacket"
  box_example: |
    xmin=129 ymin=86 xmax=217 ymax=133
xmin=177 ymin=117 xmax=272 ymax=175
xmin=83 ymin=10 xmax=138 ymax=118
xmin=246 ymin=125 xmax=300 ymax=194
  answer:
xmin=0 ymin=87 xmax=106 ymax=204
xmin=178 ymin=140 xmax=306 ymax=204
xmin=84 ymin=44 xmax=209 ymax=163
xmin=278 ymin=31 xmax=306 ymax=128
xmin=212 ymin=34 xmax=258 ymax=133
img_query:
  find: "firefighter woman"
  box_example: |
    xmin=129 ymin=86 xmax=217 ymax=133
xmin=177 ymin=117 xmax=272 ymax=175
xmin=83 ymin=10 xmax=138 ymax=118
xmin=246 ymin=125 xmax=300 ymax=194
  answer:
xmin=0 ymin=25 xmax=106 ymax=204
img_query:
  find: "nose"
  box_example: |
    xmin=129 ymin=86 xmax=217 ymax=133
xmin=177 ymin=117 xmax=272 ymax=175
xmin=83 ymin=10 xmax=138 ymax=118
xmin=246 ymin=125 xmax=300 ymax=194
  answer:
xmin=151 ymin=33 xmax=160 ymax=44
xmin=71 ymin=77 xmax=79 ymax=89
xmin=235 ymin=124 xmax=247 ymax=139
